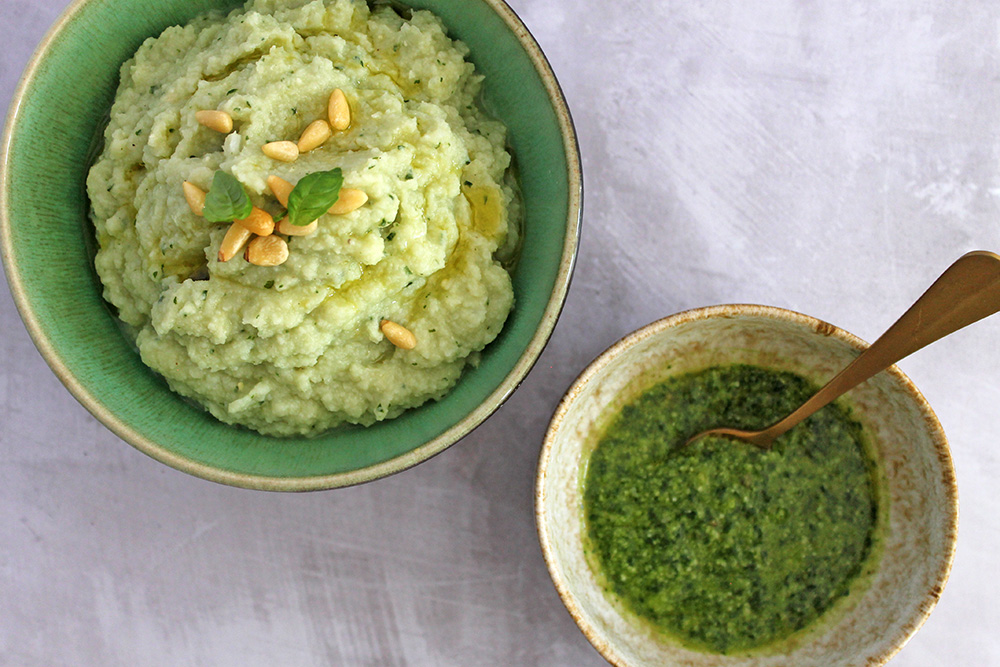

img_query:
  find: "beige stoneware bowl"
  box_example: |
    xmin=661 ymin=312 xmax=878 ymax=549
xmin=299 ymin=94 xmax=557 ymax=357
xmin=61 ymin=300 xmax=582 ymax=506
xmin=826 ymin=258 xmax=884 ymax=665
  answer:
xmin=536 ymin=304 xmax=958 ymax=666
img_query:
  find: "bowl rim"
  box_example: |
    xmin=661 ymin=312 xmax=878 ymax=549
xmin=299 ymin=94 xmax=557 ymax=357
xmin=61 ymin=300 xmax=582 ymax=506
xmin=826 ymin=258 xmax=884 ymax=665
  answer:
xmin=0 ymin=0 xmax=583 ymax=491
xmin=535 ymin=303 xmax=958 ymax=666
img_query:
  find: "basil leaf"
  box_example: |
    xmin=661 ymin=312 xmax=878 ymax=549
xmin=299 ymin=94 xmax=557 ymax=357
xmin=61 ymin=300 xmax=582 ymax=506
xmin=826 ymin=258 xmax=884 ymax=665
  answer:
xmin=287 ymin=168 xmax=343 ymax=226
xmin=203 ymin=171 xmax=253 ymax=222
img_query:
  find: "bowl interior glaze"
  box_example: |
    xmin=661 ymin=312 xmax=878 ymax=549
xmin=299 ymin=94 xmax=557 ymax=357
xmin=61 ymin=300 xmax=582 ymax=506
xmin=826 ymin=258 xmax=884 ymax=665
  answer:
xmin=537 ymin=305 xmax=957 ymax=667
xmin=1 ymin=0 xmax=580 ymax=489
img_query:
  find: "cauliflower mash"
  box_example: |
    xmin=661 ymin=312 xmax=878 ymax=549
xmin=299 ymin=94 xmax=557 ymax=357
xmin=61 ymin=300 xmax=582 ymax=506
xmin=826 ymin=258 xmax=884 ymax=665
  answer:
xmin=87 ymin=0 xmax=518 ymax=436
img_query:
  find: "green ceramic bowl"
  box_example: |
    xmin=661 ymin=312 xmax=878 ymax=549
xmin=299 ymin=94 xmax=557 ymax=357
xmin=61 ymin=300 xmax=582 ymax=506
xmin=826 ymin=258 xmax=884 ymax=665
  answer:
xmin=1 ymin=0 xmax=581 ymax=490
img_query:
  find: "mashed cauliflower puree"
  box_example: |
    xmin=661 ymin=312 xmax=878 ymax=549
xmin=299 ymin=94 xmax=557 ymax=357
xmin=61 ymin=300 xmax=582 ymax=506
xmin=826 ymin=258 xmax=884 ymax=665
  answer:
xmin=87 ymin=0 xmax=518 ymax=436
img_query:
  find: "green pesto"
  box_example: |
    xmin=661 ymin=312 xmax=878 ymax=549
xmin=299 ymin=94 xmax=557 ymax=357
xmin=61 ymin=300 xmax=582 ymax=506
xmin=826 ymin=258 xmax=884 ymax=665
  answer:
xmin=584 ymin=364 xmax=879 ymax=654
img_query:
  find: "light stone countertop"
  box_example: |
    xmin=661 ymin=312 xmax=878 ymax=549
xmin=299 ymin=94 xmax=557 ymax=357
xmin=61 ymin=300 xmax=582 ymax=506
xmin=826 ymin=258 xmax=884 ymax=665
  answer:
xmin=3 ymin=0 xmax=999 ymax=664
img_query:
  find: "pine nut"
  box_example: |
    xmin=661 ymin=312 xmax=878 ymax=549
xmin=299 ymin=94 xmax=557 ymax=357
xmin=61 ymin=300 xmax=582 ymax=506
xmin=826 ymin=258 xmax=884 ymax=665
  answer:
xmin=235 ymin=206 xmax=275 ymax=236
xmin=261 ymin=140 xmax=299 ymax=162
xmin=182 ymin=181 xmax=206 ymax=216
xmin=195 ymin=110 xmax=233 ymax=133
xmin=267 ymin=175 xmax=294 ymax=207
xmin=297 ymin=119 xmax=332 ymax=152
xmin=380 ymin=319 xmax=416 ymax=350
xmin=328 ymin=89 xmax=351 ymax=131
xmin=328 ymin=188 xmax=368 ymax=215
xmin=218 ymin=222 xmax=251 ymax=262
xmin=277 ymin=217 xmax=318 ymax=236
xmin=244 ymin=235 xmax=289 ymax=266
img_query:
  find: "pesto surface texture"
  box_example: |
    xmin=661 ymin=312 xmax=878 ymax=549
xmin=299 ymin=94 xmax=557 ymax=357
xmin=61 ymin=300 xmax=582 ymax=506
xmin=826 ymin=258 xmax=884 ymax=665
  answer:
xmin=584 ymin=364 xmax=879 ymax=654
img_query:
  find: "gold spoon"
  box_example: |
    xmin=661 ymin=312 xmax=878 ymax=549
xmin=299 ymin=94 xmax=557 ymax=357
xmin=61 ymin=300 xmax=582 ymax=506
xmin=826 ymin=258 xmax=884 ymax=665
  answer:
xmin=687 ymin=250 xmax=1000 ymax=450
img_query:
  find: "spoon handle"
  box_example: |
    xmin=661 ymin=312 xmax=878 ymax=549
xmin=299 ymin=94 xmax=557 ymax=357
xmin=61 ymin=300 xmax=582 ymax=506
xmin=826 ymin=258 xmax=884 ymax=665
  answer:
xmin=764 ymin=250 xmax=1000 ymax=441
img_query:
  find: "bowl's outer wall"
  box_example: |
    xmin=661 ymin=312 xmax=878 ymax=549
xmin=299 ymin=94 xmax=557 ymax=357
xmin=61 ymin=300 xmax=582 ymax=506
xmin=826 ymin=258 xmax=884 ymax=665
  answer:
xmin=1 ymin=0 xmax=580 ymax=488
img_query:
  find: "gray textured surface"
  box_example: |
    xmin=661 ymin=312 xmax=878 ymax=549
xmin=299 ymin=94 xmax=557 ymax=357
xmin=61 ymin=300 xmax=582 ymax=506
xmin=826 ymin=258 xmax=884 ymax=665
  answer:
xmin=2 ymin=0 xmax=999 ymax=664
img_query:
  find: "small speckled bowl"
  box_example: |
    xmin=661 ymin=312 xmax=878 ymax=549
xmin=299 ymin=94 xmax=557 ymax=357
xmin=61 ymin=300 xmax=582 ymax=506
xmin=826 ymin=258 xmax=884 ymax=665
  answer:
xmin=536 ymin=304 xmax=957 ymax=667
xmin=1 ymin=0 xmax=580 ymax=490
